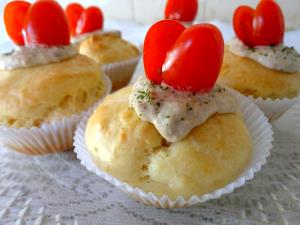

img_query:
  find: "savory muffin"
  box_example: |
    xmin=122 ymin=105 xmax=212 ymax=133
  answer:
xmin=82 ymin=20 xmax=254 ymax=202
xmin=0 ymin=55 xmax=104 ymax=128
xmin=219 ymin=47 xmax=300 ymax=100
xmin=79 ymin=33 xmax=140 ymax=90
xmin=85 ymin=86 xmax=252 ymax=199
xmin=0 ymin=0 xmax=109 ymax=155
xmin=79 ymin=33 xmax=139 ymax=64
xmin=217 ymin=0 xmax=300 ymax=121
xmin=219 ymin=0 xmax=300 ymax=100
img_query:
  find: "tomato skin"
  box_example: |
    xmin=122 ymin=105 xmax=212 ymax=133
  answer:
xmin=165 ymin=0 xmax=198 ymax=22
xmin=66 ymin=3 xmax=84 ymax=36
xmin=23 ymin=0 xmax=70 ymax=46
xmin=75 ymin=6 xmax=104 ymax=35
xmin=144 ymin=21 xmax=224 ymax=92
xmin=233 ymin=0 xmax=284 ymax=47
xmin=143 ymin=20 xmax=185 ymax=84
xmin=233 ymin=6 xmax=255 ymax=47
xmin=4 ymin=1 xmax=31 ymax=46
xmin=162 ymin=24 xmax=224 ymax=92
xmin=253 ymin=0 xmax=284 ymax=46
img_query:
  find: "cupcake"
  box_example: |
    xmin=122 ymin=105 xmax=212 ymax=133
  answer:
xmin=65 ymin=2 xmax=105 ymax=44
xmin=66 ymin=2 xmax=140 ymax=90
xmin=79 ymin=33 xmax=140 ymax=90
xmin=218 ymin=0 xmax=300 ymax=121
xmin=164 ymin=0 xmax=198 ymax=27
xmin=0 ymin=0 xmax=110 ymax=155
xmin=74 ymin=20 xmax=272 ymax=207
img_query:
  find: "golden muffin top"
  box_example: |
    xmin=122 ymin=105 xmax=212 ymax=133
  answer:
xmin=79 ymin=33 xmax=139 ymax=64
xmin=0 ymin=54 xmax=104 ymax=128
xmin=85 ymin=86 xmax=252 ymax=199
xmin=219 ymin=47 xmax=300 ymax=99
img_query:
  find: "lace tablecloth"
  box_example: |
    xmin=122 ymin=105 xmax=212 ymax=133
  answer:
xmin=1 ymin=21 xmax=300 ymax=225
xmin=1 ymin=119 xmax=300 ymax=225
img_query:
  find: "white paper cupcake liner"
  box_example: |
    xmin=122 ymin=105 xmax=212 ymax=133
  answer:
xmin=102 ymin=56 xmax=140 ymax=91
xmin=247 ymin=95 xmax=300 ymax=122
xmin=0 ymin=75 xmax=112 ymax=155
xmin=74 ymin=87 xmax=273 ymax=208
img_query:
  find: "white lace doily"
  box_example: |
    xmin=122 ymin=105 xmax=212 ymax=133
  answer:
xmin=0 ymin=123 xmax=300 ymax=225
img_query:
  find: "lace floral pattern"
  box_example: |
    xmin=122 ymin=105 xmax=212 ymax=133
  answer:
xmin=0 ymin=128 xmax=300 ymax=225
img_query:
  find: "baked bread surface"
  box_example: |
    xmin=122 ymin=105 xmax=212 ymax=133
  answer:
xmin=0 ymin=54 xmax=104 ymax=128
xmin=85 ymin=86 xmax=252 ymax=199
xmin=79 ymin=33 xmax=139 ymax=64
xmin=218 ymin=47 xmax=300 ymax=99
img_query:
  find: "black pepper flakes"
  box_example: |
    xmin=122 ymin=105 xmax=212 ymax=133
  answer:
xmin=3 ymin=50 xmax=14 ymax=56
xmin=186 ymin=103 xmax=193 ymax=111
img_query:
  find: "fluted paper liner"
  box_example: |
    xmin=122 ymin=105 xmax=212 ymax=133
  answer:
xmin=247 ymin=95 xmax=300 ymax=122
xmin=0 ymin=75 xmax=112 ymax=155
xmin=74 ymin=88 xmax=273 ymax=208
xmin=103 ymin=57 xmax=140 ymax=91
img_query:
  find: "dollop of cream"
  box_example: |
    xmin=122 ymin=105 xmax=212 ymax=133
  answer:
xmin=72 ymin=30 xmax=122 ymax=44
xmin=129 ymin=77 xmax=238 ymax=143
xmin=228 ymin=37 xmax=300 ymax=73
xmin=0 ymin=45 xmax=77 ymax=70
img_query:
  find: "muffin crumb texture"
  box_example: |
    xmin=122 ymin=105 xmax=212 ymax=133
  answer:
xmin=0 ymin=55 xmax=104 ymax=128
xmin=219 ymin=47 xmax=300 ymax=100
xmin=79 ymin=33 xmax=139 ymax=64
xmin=85 ymin=87 xmax=252 ymax=199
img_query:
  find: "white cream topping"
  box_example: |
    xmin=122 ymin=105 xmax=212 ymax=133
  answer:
xmin=129 ymin=77 xmax=238 ymax=143
xmin=0 ymin=45 xmax=77 ymax=70
xmin=228 ymin=37 xmax=300 ymax=73
xmin=72 ymin=30 xmax=122 ymax=44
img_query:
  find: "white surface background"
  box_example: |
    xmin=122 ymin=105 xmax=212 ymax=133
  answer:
xmin=1 ymin=0 xmax=300 ymax=45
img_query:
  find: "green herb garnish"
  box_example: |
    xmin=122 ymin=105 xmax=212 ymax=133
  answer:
xmin=136 ymin=89 xmax=153 ymax=103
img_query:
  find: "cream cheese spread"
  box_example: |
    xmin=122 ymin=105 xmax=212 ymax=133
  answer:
xmin=129 ymin=77 xmax=238 ymax=142
xmin=0 ymin=45 xmax=77 ymax=70
xmin=228 ymin=37 xmax=300 ymax=73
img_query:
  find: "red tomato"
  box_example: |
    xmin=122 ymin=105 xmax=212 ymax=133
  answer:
xmin=76 ymin=6 xmax=104 ymax=36
xmin=143 ymin=20 xmax=185 ymax=84
xmin=143 ymin=20 xmax=224 ymax=92
xmin=23 ymin=0 xmax=70 ymax=46
xmin=66 ymin=3 xmax=84 ymax=36
xmin=233 ymin=0 xmax=284 ymax=47
xmin=165 ymin=0 xmax=198 ymax=22
xmin=233 ymin=6 xmax=255 ymax=47
xmin=4 ymin=1 xmax=31 ymax=46
xmin=162 ymin=24 xmax=224 ymax=92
